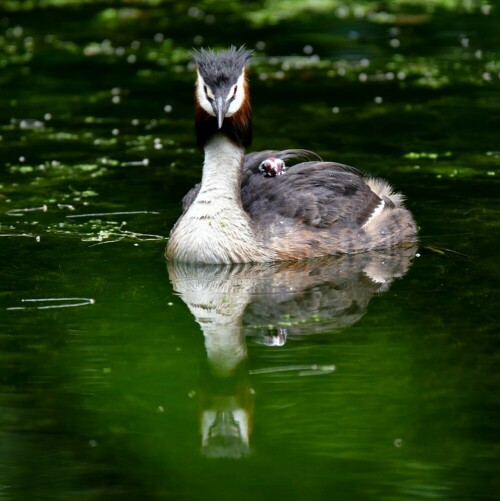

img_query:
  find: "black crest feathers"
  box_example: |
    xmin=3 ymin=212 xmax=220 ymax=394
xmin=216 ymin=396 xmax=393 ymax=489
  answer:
xmin=192 ymin=45 xmax=253 ymax=89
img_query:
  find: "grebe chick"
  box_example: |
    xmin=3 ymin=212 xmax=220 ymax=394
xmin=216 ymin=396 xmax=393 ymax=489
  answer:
xmin=166 ymin=46 xmax=417 ymax=264
xmin=258 ymin=157 xmax=286 ymax=177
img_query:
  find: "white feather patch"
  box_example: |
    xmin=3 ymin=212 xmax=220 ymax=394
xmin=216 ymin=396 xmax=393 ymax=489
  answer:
xmin=361 ymin=199 xmax=385 ymax=229
xmin=226 ymin=73 xmax=246 ymax=117
xmin=196 ymin=73 xmax=215 ymax=115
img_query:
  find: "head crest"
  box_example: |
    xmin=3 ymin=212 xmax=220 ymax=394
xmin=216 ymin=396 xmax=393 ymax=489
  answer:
xmin=192 ymin=45 xmax=252 ymax=87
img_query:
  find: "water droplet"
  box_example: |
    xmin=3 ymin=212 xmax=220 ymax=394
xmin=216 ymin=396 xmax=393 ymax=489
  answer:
xmin=255 ymin=41 xmax=266 ymax=50
xmin=303 ymin=45 xmax=313 ymax=55
xmin=11 ymin=25 xmax=23 ymax=38
xmin=389 ymin=38 xmax=400 ymax=48
xmin=460 ymin=36 xmax=469 ymax=48
xmin=19 ymin=119 xmax=44 ymax=130
xmin=336 ymin=6 xmax=349 ymax=18
xmin=481 ymin=4 xmax=492 ymax=15
xmin=332 ymin=106 xmax=340 ymax=114
xmin=164 ymin=104 xmax=173 ymax=113
xmin=188 ymin=7 xmax=203 ymax=18
xmin=374 ymin=96 xmax=383 ymax=104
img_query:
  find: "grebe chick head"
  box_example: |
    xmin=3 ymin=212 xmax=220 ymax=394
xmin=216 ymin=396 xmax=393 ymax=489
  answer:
xmin=258 ymin=157 xmax=286 ymax=177
xmin=193 ymin=46 xmax=253 ymax=148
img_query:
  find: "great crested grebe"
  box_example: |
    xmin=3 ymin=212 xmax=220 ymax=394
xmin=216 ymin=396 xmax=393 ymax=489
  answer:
xmin=166 ymin=46 xmax=417 ymax=264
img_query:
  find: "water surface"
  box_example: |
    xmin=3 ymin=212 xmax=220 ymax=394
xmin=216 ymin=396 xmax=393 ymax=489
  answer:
xmin=0 ymin=1 xmax=499 ymax=500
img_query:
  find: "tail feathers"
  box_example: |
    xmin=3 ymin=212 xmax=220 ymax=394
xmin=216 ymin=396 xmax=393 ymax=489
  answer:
xmin=366 ymin=177 xmax=406 ymax=208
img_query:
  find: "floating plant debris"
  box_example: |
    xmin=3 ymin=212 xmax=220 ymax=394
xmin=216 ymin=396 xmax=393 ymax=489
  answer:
xmin=7 ymin=297 xmax=95 ymax=311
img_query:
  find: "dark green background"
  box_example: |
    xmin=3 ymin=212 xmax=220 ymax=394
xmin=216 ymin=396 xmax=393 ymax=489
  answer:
xmin=0 ymin=1 xmax=499 ymax=499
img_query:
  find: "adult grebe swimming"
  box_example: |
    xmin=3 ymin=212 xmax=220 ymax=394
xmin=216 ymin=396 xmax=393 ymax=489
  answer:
xmin=166 ymin=46 xmax=417 ymax=263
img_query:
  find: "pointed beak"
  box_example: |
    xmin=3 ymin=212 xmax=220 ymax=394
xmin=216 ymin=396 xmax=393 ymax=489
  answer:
xmin=214 ymin=96 xmax=226 ymax=129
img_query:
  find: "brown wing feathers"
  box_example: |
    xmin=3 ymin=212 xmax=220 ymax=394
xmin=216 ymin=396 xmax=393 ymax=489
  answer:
xmin=242 ymin=157 xmax=382 ymax=230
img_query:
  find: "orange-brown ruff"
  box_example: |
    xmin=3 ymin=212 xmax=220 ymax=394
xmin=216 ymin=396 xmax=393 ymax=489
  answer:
xmin=166 ymin=46 xmax=417 ymax=264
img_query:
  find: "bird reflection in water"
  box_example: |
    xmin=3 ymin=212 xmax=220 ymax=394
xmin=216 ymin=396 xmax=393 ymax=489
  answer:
xmin=168 ymin=245 xmax=417 ymax=458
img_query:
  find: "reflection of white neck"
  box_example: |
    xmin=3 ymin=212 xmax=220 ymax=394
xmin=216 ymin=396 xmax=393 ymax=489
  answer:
xmin=168 ymin=262 xmax=255 ymax=458
xmin=201 ymin=324 xmax=247 ymax=378
xmin=172 ymin=265 xmax=252 ymax=377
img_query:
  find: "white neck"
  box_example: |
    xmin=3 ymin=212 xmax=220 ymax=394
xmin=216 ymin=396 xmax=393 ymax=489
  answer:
xmin=167 ymin=133 xmax=269 ymax=263
xmin=198 ymin=133 xmax=245 ymax=204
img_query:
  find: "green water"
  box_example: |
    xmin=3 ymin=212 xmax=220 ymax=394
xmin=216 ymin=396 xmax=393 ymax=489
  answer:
xmin=1 ymin=1 xmax=499 ymax=500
